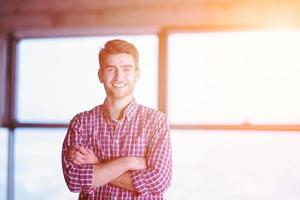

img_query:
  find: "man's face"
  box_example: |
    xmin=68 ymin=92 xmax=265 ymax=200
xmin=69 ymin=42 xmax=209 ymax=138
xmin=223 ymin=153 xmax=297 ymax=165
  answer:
xmin=99 ymin=53 xmax=140 ymax=101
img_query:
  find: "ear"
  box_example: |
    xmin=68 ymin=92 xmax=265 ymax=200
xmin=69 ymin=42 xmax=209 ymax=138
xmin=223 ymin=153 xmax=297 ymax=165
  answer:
xmin=98 ymin=68 xmax=103 ymax=83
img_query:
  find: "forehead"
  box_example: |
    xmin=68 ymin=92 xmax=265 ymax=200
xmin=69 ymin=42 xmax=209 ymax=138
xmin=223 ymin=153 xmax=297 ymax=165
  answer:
xmin=106 ymin=53 xmax=136 ymax=66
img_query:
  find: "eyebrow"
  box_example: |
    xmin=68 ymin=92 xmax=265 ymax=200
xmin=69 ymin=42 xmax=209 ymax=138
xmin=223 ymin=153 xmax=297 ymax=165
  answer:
xmin=121 ymin=65 xmax=134 ymax=68
xmin=105 ymin=64 xmax=133 ymax=68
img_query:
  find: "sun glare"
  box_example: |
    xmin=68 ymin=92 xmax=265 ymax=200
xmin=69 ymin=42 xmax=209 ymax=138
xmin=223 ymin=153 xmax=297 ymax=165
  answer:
xmin=168 ymin=31 xmax=300 ymax=124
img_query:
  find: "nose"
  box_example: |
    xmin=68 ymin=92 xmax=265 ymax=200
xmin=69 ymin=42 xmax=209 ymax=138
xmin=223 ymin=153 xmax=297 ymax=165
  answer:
xmin=114 ymin=68 xmax=123 ymax=80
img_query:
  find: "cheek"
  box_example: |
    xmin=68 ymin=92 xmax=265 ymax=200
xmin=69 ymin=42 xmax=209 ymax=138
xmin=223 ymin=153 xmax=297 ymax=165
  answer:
xmin=101 ymin=73 xmax=113 ymax=82
xmin=128 ymin=75 xmax=138 ymax=83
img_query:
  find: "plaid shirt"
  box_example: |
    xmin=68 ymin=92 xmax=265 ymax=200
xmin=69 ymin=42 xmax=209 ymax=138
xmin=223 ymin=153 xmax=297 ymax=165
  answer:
xmin=62 ymin=99 xmax=172 ymax=200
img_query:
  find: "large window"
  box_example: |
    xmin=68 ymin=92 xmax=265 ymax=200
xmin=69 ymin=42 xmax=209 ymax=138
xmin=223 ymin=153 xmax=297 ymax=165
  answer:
xmin=166 ymin=130 xmax=300 ymax=199
xmin=17 ymin=35 xmax=158 ymax=123
xmin=166 ymin=31 xmax=300 ymax=200
xmin=168 ymin=31 xmax=300 ymax=124
xmin=0 ymin=128 xmax=8 ymax=200
xmin=14 ymin=128 xmax=77 ymax=200
xmin=3 ymin=31 xmax=300 ymax=199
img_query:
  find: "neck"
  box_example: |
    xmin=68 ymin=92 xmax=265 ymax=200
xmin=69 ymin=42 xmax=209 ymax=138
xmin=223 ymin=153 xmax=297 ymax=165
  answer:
xmin=106 ymin=96 xmax=133 ymax=120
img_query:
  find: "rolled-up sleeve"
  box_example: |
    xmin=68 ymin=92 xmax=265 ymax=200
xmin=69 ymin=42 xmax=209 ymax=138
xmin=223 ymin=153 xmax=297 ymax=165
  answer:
xmin=129 ymin=116 xmax=172 ymax=196
xmin=61 ymin=114 xmax=95 ymax=194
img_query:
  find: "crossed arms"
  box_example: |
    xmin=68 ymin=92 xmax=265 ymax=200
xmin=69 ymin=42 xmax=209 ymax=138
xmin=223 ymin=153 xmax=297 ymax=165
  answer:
xmin=68 ymin=145 xmax=146 ymax=192
xmin=61 ymin=115 xmax=172 ymax=196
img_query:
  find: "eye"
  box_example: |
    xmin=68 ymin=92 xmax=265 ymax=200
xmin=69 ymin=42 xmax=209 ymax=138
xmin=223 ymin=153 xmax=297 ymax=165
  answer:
xmin=124 ymin=67 xmax=131 ymax=72
xmin=105 ymin=66 xmax=114 ymax=72
xmin=123 ymin=65 xmax=133 ymax=72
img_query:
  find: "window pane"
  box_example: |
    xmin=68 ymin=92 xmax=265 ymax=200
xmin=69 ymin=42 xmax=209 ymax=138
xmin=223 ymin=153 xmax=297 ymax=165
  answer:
xmin=17 ymin=35 xmax=158 ymax=123
xmin=0 ymin=128 xmax=8 ymax=200
xmin=15 ymin=128 xmax=77 ymax=200
xmin=168 ymin=32 xmax=300 ymax=124
xmin=165 ymin=130 xmax=300 ymax=200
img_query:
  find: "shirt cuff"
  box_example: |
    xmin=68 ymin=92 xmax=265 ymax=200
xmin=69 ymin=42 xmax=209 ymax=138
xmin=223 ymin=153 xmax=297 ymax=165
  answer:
xmin=129 ymin=170 xmax=149 ymax=196
xmin=80 ymin=164 xmax=96 ymax=194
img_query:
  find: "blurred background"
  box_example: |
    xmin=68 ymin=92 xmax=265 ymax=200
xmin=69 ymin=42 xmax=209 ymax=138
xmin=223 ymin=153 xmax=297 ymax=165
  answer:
xmin=1 ymin=1 xmax=300 ymax=199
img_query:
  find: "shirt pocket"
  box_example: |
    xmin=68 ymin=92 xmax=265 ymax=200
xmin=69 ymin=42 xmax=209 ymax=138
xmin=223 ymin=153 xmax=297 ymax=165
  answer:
xmin=89 ymin=130 xmax=110 ymax=161
xmin=121 ymin=128 xmax=150 ymax=157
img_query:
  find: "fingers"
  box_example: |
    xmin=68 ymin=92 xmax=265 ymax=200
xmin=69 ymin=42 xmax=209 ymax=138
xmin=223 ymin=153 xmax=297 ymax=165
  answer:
xmin=67 ymin=145 xmax=86 ymax=165
xmin=67 ymin=145 xmax=98 ymax=165
xmin=86 ymin=148 xmax=100 ymax=164
xmin=72 ymin=159 xmax=83 ymax=166
xmin=69 ymin=149 xmax=86 ymax=165
xmin=86 ymin=148 xmax=95 ymax=155
xmin=74 ymin=145 xmax=89 ymax=156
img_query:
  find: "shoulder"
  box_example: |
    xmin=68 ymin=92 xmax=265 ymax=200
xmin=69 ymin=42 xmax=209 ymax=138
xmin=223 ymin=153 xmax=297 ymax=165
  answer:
xmin=137 ymin=103 xmax=167 ymax=118
xmin=70 ymin=105 xmax=102 ymax=123
xmin=135 ymin=104 xmax=168 ymax=128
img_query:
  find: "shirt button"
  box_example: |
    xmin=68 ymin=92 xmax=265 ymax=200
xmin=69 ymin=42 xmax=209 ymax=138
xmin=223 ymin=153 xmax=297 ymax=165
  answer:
xmin=114 ymin=139 xmax=118 ymax=144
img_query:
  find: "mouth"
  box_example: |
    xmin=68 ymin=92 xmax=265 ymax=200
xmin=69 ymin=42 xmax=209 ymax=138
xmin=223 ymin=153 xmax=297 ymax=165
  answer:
xmin=112 ymin=82 xmax=126 ymax=88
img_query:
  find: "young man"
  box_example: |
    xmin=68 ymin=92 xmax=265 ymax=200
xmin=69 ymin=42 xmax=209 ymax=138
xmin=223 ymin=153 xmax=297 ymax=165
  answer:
xmin=62 ymin=39 xmax=172 ymax=199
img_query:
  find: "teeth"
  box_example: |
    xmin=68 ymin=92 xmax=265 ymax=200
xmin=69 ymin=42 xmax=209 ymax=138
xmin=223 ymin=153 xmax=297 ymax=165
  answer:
xmin=113 ymin=83 xmax=126 ymax=87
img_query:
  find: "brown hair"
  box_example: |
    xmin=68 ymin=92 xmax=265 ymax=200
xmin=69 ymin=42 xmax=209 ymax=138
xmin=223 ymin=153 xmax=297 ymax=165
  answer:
xmin=98 ymin=39 xmax=139 ymax=69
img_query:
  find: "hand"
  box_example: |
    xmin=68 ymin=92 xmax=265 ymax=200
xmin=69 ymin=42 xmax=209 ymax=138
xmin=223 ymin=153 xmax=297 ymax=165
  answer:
xmin=67 ymin=145 xmax=99 ymax=165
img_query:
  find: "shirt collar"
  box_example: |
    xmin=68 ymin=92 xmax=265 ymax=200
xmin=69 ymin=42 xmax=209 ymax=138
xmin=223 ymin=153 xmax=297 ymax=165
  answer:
xmin=102 ymin=98 xmax=137 ymax=121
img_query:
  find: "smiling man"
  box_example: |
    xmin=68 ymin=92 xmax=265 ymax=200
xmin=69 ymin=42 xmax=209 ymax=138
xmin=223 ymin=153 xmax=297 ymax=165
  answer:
xmin=62 ymin=39 xmax=172 ymax=200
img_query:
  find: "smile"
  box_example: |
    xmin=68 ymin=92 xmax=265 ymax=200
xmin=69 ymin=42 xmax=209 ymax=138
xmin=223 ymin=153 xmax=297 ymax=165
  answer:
xmin=112 ymin=83 xmax=126 ymax=88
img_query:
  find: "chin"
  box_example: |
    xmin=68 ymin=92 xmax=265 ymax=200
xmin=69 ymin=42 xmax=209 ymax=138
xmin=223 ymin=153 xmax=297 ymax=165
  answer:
xmin=111 ymin=92 xmax=130 ymax=99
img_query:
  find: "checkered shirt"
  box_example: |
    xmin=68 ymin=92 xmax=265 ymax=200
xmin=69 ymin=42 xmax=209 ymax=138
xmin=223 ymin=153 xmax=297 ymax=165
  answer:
xmin=62 ymin=99 xmax=172 ymax=200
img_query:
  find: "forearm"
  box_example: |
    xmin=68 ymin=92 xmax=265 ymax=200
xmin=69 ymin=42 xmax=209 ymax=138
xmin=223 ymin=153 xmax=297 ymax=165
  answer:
xmin=92 ymin=157 xmax=131 ymax=188
xmin=130 ymin=158 xmax=172 ymax=195
xmin=92 ymin=157 xmax=146 ymax=188
xmin=110 ymin=172 xmax=137 ymax=192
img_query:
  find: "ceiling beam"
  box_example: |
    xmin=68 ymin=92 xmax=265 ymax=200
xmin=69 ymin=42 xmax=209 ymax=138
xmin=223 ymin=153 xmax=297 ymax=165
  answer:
xmin=1 ymin=1 xmax=300 ymax=34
